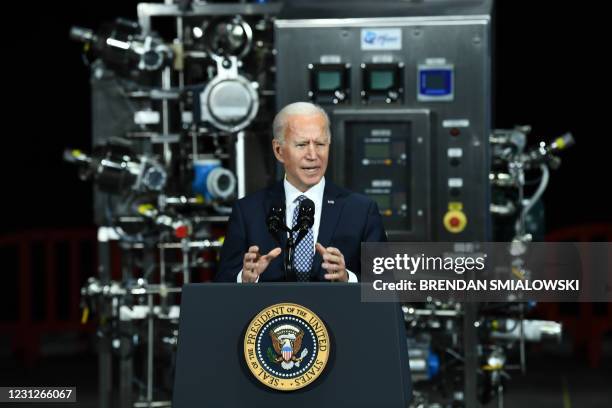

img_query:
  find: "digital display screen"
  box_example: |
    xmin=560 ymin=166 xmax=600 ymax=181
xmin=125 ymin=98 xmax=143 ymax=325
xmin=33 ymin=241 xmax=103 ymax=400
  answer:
xmin=370 ymin=194 xmax=391 ymax=209
xmin=369 ymin=70 xmax=394 ymax=90
xmin=345 ymin=120 xmax=412 ymax=231
xmin=423 ymin=72 xmax=446 ymax=90
xmin=365 ymin=144 xmax=390 ymax=159
xmin=317 ymin=71 xmax=342 ymax=91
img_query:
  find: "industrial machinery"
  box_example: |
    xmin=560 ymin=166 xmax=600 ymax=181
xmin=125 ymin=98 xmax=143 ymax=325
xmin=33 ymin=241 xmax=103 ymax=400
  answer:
xmin=275 ymin=0 xmax=492 ymax=242
xmin=401 ymin=127 xmax=573 ymax=407
xmin=67 ymin=2 xmax=280 ymax=407
xmin=64 ymin=1 xmax=574 ymax=407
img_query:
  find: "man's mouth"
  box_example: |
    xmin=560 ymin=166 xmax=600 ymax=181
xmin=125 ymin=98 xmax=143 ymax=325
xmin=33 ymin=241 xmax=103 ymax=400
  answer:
xmin=302 ymin=166 xmax=319 ymax=175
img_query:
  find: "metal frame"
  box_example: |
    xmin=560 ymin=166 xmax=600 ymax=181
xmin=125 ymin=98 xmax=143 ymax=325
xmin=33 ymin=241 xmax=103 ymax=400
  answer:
xmin=137 ymin=2 xmax=282 ymax=33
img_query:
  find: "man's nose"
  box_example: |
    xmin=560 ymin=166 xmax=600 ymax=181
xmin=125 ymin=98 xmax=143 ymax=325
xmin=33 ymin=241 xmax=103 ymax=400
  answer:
xmin=305 ymin=142 xmax=316 ymax=159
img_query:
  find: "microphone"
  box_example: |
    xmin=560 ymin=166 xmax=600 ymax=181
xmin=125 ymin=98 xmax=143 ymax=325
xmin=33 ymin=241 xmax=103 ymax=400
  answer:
xmin=266 ymin=201 xmax=286 ymax=241
xmin=294 ymin=198 xmax=315 ymax=245
xmin=267 ymin=200 xmax=291 ymax=281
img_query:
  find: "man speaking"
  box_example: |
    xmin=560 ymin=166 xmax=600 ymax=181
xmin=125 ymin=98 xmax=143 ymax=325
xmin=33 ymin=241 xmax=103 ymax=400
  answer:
xmin=215 ymin=102 xmax=386 ymax=283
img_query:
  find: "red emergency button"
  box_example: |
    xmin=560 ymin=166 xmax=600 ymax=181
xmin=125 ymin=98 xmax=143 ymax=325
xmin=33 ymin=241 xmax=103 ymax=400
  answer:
xmin=450 ymin=128 xmax=461 ymax=137
xmin=443 ymin=210 xmax=467 ymax=233
xmin=175 ymin=224 xmax=190 ymax=239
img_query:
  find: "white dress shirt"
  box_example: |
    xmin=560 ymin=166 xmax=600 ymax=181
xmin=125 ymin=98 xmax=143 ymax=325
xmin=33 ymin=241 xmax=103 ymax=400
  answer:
xmin=237 ymin=176 xmax=357 ymax=282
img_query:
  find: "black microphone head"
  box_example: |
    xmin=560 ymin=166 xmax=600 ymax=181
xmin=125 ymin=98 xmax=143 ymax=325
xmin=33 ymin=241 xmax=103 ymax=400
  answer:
xmin=297 ymin=198 xmax=315 ymax=230
xmin=267 ymin=202 xmax=286 ymax=235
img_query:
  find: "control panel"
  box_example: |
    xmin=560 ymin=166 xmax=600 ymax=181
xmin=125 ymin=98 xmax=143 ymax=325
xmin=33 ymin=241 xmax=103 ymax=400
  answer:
xmin=276 ymin=14 xmax=492 ymax=241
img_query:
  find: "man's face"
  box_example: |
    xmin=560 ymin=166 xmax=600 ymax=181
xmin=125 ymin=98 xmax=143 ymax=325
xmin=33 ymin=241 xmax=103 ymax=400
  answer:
xmin=272 ymin=113 xmax=330 ymax=192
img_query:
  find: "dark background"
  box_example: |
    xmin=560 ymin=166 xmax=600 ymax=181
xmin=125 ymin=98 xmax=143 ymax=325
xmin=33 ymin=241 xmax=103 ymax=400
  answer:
xmin=1 ymin=0 xmax=610 ymax=235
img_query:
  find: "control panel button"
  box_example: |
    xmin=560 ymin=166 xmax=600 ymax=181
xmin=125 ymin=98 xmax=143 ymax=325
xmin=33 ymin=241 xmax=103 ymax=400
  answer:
xmin=443 ymin=210 xmax=467 ymax=233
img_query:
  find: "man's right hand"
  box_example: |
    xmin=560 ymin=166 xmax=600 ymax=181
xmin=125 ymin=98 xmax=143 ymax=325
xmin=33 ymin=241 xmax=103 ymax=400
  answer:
xmin=241 ymin=246 xmax=282 ymax=283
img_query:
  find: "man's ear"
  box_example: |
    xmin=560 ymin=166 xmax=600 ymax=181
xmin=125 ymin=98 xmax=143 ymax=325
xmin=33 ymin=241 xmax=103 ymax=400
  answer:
xmin=272 ymin=139 xmax=284 ymax=163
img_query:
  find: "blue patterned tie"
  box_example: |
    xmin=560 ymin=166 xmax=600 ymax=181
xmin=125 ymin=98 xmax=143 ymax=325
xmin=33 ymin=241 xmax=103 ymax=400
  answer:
xmin=292 ymin=195 xmax=314 ymax=281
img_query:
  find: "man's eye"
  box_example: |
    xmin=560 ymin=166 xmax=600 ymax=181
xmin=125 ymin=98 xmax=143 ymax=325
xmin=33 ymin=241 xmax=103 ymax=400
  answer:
xmin=296 ymin=144 xmax=306 ymax=148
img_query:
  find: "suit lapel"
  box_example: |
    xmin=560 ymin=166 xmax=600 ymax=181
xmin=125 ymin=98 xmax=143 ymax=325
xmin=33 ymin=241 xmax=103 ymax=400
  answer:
xmin=312 ymin=181 xmax=346 ymax=280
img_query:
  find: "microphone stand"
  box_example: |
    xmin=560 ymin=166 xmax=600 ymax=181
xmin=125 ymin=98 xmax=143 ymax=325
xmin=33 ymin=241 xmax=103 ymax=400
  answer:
xmin=276 ymin=224 xmax=307 ymax=282
xmin=284 ymin=229 xmax=296 ymax=282
xmin=285 ymin=225 xmax=310 ymax=282
xmin=267 ymin=201 xmax=313 ymax=282
xmin=266 ymin=215 xmax=296 ymax=282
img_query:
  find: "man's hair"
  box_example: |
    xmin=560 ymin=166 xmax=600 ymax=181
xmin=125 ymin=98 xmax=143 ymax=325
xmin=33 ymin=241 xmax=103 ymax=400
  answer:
xmin=272 ymin=102 xmax=331 ymax=144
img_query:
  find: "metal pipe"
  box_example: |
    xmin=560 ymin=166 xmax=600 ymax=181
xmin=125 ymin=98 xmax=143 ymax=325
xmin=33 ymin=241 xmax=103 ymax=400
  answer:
xmin=147 ymin=293 xmax=154 ymax=402
xmin=159 ymin=241 xmax=166 ymax=286
xmin=162 ymin=67 xmax=172 ymax=165
xmin=182 ymin=238 xmax=190 ymax=284
xmin=236 ymin=131 xmax=246 ymax=198
xmin=119 ymin=240 xmax=224 ymax=250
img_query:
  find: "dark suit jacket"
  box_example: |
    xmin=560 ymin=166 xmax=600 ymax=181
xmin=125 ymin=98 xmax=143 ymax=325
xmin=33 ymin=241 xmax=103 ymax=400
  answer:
xmin=215 ymin=180 xmax=387 ymax=282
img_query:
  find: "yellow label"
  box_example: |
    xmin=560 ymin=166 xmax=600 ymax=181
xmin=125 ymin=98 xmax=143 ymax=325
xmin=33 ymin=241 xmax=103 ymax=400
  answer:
xmin=448 ymin=202 xmax=463 ymax=211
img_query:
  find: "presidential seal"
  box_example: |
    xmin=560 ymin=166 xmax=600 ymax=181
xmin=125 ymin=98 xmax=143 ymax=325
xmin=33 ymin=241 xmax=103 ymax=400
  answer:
xmin=243 ymin=303 xmax=330 ymax=391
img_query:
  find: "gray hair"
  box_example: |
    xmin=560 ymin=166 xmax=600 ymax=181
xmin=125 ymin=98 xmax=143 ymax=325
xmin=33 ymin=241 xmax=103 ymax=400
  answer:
xmin=272 ymin=102 xmax=331 ymax=144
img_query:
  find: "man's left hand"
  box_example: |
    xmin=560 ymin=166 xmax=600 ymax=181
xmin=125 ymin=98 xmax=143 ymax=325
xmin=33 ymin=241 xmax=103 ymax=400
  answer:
xmin=315 ymin=243 xmax=348 ymax=282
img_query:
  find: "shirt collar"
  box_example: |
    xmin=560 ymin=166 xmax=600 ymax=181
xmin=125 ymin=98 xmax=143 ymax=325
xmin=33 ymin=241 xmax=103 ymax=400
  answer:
xmin=283 ymin=176 xmax=326 ymax=205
